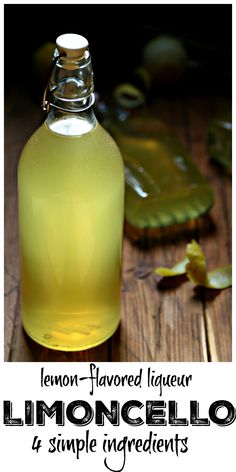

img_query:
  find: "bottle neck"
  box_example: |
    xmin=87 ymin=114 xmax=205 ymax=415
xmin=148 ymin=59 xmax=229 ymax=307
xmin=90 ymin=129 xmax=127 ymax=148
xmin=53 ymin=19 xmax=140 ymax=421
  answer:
xmin=43 ymin=46 xmax=96 ymax=136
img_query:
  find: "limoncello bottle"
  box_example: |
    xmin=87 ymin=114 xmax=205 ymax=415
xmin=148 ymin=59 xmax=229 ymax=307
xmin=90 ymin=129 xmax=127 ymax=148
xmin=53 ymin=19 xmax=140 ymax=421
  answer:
xmin=18 ymin=34 xmax=124 ymax=351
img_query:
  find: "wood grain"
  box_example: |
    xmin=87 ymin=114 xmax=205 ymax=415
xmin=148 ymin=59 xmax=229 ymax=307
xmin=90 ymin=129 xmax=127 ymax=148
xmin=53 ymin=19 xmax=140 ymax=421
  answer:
xmin=4 ymin=92 xmax=232 ymax=362
xmin=186 ymin=97 xmax=232 ymax=361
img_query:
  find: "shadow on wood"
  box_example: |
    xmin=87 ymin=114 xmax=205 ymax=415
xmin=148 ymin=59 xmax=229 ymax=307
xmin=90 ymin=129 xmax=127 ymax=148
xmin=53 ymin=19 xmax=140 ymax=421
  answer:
xmin=124 ymin=214 xmax=216 ymax=249
xmin=156 ymin=274 xmax=188 ymax=291
xmin=193 ymin=285 xmax=223 ymax=303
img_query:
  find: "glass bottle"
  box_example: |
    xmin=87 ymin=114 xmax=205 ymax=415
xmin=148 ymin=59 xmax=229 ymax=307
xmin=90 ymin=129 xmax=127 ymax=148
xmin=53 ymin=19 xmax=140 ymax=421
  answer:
xmin=207 ymin=116 xmax=232 ymax=170
xmin=110 ymin=115 xmax=214 ymax=229
xmin=96 ymin=87 xmax=214 ymax=231
xmin=18 ymin=34 xmax=124 ymax=351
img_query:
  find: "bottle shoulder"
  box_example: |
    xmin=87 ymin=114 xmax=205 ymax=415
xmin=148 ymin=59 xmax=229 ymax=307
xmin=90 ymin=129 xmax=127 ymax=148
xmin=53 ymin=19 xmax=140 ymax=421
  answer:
xmin=95 ymin=122 xmax=121 ymax=148
xmin=18 ymin=119 xmax=124 ymax=171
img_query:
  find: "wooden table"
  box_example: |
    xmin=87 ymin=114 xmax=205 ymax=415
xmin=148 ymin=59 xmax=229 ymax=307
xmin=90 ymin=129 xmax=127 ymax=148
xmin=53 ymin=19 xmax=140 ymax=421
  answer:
xmin=5 ymin=90 xmax=232 ymax=362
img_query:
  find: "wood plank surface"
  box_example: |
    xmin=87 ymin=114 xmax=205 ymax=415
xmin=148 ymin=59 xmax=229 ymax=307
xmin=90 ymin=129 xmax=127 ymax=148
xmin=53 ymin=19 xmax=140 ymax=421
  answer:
xmin=4 ymin=91 xmax=232 ymax=362
xmin=186 ymin=97 xmax=232 ymax=362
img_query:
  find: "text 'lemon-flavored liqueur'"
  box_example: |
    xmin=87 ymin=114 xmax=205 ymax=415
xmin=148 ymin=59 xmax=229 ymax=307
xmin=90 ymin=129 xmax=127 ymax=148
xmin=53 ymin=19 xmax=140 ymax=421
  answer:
xmin=18 ymin=34 xmax=124 ymax=351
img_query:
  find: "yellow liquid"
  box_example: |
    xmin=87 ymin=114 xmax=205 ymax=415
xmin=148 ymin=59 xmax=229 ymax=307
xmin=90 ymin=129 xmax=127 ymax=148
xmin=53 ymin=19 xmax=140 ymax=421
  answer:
xmin=18 ymin=119 xmax=124 ymax=351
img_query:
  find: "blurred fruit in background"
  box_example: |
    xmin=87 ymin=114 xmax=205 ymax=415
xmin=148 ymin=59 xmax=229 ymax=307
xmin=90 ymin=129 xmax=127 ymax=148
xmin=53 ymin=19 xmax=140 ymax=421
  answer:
xmin=113 ymin=83 xmax=146 ymax=109
xmin=142 ymin=34 xmax=188 ymax=84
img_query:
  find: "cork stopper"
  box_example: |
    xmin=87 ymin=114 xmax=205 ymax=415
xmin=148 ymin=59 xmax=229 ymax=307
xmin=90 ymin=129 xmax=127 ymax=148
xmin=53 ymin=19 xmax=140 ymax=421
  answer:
xmin=56 ymin=33 xmax=89 ymax=59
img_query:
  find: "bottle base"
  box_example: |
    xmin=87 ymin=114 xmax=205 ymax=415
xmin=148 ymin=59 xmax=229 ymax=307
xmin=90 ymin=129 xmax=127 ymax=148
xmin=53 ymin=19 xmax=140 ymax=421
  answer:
xmin=22 ymin=319 xmax=120 ymax=352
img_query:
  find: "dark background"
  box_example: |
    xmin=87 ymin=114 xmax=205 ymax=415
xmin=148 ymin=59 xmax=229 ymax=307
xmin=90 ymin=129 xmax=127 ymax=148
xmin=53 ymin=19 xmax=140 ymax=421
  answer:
xmin=4 ymin=3 xmax=232 ymax=99
xmin=4 ymin=4 xmax=232 ymax=363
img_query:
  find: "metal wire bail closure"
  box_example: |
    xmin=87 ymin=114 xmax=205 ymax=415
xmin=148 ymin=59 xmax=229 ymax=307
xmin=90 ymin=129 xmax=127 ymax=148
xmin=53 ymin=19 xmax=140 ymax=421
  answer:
xmin=41 ymin=51 xmax=95 ymax=114
xmin=41 ymin=52 xmax=60 ymax=113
